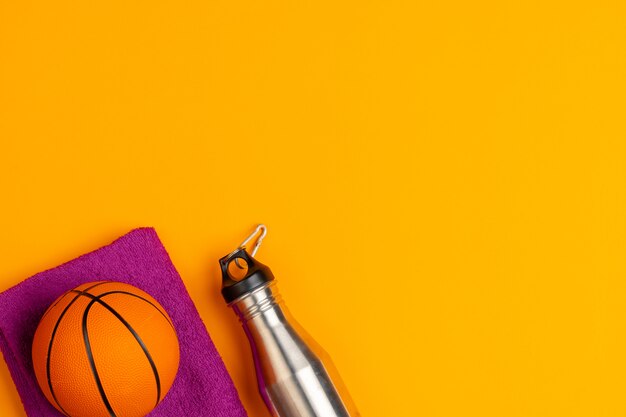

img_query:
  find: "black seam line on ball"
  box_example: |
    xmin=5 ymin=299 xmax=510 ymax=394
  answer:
xmin=95 ymin=290 xmax=175 ymax=330
xmin=45 ymin=281 xmax=111 ymax=417
xmin=40 ymin=290 xmax=71 ymax=322
xmin=74 ymin=290 xmax=162 ymax=410
xmin=80 ymin=296 xmax=117 ymax=417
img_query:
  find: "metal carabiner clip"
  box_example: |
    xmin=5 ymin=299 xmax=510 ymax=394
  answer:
xmin=233 ymin=224 xmax=267 ymax=268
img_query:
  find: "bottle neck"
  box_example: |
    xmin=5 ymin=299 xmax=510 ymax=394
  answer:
xmin=230 ymin=281 xmax=283 ymax=322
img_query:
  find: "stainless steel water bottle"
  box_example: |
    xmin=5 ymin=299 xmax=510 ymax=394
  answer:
xmin=219 ymin=225 xmax=360 ymax=417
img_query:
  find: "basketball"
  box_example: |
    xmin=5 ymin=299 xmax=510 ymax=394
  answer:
xmin=32 ymin=281 xmax=180 ymax=417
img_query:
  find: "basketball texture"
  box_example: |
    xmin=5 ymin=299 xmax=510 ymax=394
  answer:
xmin=32 ymin=281 xmax=180 ymax=417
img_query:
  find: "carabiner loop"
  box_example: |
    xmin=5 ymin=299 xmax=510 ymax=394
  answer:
xmin=235 ymin=224 xmax=267 ymax=268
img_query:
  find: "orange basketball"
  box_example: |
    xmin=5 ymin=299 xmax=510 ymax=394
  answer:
xmin=32 ymin=281 xmax=180 ymax=417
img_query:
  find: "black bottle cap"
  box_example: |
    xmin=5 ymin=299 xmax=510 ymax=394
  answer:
xmin=219 ymin=248 xmax=275 ymax=304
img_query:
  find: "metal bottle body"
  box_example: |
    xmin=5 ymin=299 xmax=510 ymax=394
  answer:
xmin=230 ymin=281 xmax=359 ymax=417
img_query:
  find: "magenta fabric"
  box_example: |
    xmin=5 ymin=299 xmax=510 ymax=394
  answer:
xmin=0 ymin=228 xmax=247 ymax=417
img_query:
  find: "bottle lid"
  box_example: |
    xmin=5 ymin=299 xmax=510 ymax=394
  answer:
xmin=219 ymin=248 xmax=275 ymax=304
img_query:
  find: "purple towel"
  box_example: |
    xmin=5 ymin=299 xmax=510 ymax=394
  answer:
xmin=0 ymin=228 xmax=247 ymax=417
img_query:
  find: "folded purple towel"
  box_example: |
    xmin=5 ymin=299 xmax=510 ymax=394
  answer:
xmin=0 ymin=228 xmax=247 ymax=417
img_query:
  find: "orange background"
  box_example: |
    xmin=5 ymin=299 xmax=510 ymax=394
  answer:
xmin=1 ymin=1 xmax=626 ymax=416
